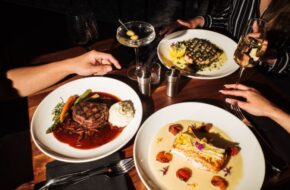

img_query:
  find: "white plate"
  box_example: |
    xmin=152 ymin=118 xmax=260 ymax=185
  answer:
xmin=134 ymin=102 xmax=265 ymax=190
xmin=157 ymin=29 xmax=239 ymax=79
xmin=31 ymin=77 xmax=143 ymax=163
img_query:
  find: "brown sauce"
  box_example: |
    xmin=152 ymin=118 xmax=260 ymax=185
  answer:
xmin=53 ymin=125 xmax=123 ymax=149
xmin=53 ymin=92 xmax=124 ymax=149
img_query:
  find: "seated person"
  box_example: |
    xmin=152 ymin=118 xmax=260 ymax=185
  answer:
xmin=160 ymin=0 xmax=290 ymax=75
xmin=3 ymin=50 xmax=121 ymax=97
xmin=0 ymin=50 xmax=120 ymax=189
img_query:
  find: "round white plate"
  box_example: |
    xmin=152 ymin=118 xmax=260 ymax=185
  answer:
xmin=134 ymin=102 xmax=265 ymax=190
xmin=31 ymin=77 xmax=143 ymax=163
xmin=157 ymin=29 xmax=239 ymax=79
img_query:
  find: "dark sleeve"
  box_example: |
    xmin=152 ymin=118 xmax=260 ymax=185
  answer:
xmin=262 ymin=44 xmax=290 ymax=74
xmin=202 ymin=0 xmax=233 ymax=30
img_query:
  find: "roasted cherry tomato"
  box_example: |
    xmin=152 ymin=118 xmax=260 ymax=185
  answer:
xmin=176 ymin=167 xmax=192 ymax=182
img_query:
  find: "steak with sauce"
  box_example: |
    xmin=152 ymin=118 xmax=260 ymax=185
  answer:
xmin=72 ymin=101 xmax=109 ymax=129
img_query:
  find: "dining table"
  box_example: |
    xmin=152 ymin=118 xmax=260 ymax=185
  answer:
xmin=18 ymin=37 xmax=290 ymax=190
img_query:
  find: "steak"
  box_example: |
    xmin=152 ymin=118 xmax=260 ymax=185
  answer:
xmin=72 ymin=101 xmax=109 ymax=129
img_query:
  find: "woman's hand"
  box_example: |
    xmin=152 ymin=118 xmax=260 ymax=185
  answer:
xmin=159 ymin=16 xmax=205 ymax=36
xmin=220 ymin=83 xmax=290 ymax=134
xmin=68 ymin=50 xmax=121 ymax=76
xmin=219 ymin=84 xmax=277 ymax=117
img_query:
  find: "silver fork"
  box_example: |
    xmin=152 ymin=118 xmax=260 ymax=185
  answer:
xmin=230 ymin=103 xmax=253 ymax=127
xmin=230 ymin=103 xmax=286 ymax=173
xmin=38 ymin=157 xmax=135 ymax=190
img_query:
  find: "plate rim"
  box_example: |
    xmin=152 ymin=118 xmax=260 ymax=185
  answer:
xmin=31 ymin=76 xmax=143 ymax=163
xmin=157 ymin=29 xmax=239 ymax=79
xmin=133 ymin=101 xmax=265 ymax=190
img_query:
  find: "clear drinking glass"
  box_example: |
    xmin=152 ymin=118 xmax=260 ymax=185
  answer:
xmin=234 ymin=18 xmax=267 ymax=83
xmin=116 ymin=21 xmax=155 ymax=80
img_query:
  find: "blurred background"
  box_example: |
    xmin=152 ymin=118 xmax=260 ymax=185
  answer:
xmin=0 ymin=0 xmax=222 ymax=69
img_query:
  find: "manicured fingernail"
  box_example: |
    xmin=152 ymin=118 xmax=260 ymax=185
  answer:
xmin=225 ymin=98 xmax=231 ymax=103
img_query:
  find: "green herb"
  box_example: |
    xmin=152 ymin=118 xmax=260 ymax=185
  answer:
xmin=74 ymin=89 xmax=92 ymax=105
xmin=46 ymin=99 xmax=64 ymax=134
xmin=46 ymin=122 xmax=58 ymax=134
xmin=120 ymin=100 xmax=135 ymax=114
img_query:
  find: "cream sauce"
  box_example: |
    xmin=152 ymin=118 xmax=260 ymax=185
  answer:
xmin=149 ymin=120 xmax=243 ymax=190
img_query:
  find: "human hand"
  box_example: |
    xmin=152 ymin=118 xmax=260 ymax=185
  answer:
xmin=247 ymin=32 xmax=268 ymax=58
xmin=68 ymin=50 xmax=121 ymax=76
xmin=219 ymin=84 xmax=277 ymax=117
xmin=159 ymin=16 xmax=204 ymax=36
xmin=246 ymin=19 xmax=268 ymax=58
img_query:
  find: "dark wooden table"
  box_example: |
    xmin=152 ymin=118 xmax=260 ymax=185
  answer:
xmin=18 ymin=38 xmax=290 ymax=189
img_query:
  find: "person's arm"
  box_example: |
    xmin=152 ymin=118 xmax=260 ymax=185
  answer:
xmin=201 ymin=0 xmax=233 ymax=30
xmin=159 ymin=0 xmax=233 ymax=36
xmin=6 ymin=50 xmax=121 ymax=97
xmin=158 ymin=16 xmax=204 ymax=35
xmin=219 ymin=83 xmax=290 ymax=134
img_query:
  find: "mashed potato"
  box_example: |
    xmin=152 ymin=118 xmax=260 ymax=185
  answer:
xmin=108 ymin=100 xmax=135 ymax=127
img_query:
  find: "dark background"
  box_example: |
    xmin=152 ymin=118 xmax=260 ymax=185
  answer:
xmin=0 ymin=0 xmax=218 ymax=189
xmin=0 ymin=0 xmax=221 ymax=69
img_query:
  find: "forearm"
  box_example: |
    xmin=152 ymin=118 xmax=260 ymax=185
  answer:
xmin=267 ymin=107 xmax=290 ymax=134
xmin=7 ymin=59 xmax=73 ymax=96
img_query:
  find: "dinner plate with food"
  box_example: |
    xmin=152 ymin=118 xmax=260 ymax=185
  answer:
xmin=157 ymin=29 xmax=239 ymax=79
xmin=134 ymin=102 xmax=265 ymax=190
xmin=31 ymin=77 xmax=142 ymax=163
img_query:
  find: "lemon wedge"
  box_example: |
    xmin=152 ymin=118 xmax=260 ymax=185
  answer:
xmin=169 ymin=44 xmax=186 ymax=58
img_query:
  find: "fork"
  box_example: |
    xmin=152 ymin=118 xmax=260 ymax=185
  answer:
xmin=37 ymin=157 xmax=134 ymax=190
xmin=230 ymin=103 xmax=287 ymax=173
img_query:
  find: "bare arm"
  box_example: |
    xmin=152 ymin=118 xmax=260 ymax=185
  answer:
xmin=6 ymin=50 xmax=121 ymax=97
xmin=219 ymin=83 xmax=290 ymax=134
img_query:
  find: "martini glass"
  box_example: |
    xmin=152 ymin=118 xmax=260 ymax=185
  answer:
xmin=116 ymin=21 xmax=155 ymax=80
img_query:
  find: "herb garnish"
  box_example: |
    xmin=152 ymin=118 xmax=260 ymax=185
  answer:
xmin=46 ymin=99 xmax=64 ymax=134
